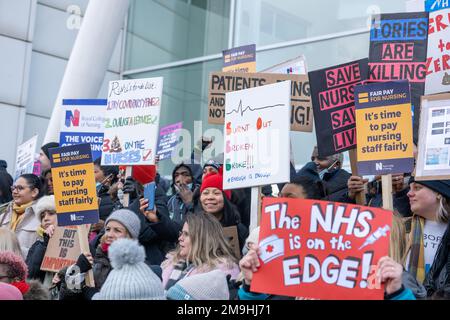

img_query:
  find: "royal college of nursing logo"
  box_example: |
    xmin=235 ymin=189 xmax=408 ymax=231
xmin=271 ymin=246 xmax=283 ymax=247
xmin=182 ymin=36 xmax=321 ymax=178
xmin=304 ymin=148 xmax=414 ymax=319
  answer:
xmin=65 ymin=109 xmax=80 ymax=127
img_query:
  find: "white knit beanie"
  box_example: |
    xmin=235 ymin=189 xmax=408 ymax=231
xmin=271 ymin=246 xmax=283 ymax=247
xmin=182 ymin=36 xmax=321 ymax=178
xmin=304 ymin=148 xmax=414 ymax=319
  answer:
xmin=34 ymin=195 xmax=56 ymax=221
xmin=92 ymin=239 xmax=165 ymax=300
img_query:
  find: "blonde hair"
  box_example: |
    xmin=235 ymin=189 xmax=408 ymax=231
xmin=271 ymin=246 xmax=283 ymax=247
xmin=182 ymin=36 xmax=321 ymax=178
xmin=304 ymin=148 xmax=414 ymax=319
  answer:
xmin=389 ymin=212 xmax=407 ymax=264
xmin=437 ymin=197 xmax=450 ymax=223
xmin=163 ymin=214 xmax=237 ymax=270
xmin=0 ymin=227 xmax=22 ymax=256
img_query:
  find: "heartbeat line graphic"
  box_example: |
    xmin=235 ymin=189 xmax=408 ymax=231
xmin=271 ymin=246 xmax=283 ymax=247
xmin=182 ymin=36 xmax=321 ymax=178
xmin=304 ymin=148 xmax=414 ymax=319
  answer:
xmin=226 ymin=100 xmax=285 ymax=116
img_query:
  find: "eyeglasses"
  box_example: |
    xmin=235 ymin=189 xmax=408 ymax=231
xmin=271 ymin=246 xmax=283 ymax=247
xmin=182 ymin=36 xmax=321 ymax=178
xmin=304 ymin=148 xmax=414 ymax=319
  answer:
xmin=10 ymin=185 xmax=30 ymax=192
xmin=178 ymin=230 xmax=189 ymax=238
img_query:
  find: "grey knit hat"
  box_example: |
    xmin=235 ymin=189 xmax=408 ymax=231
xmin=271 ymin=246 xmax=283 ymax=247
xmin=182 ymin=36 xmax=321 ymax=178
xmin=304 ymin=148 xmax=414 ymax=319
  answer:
xmin=105 ymin=209 xmax=141 ymax=239
xmin=166 ymin=269 xmax=230 ymax=300
xmin=92 ymin=239 xmax=165 ymax=300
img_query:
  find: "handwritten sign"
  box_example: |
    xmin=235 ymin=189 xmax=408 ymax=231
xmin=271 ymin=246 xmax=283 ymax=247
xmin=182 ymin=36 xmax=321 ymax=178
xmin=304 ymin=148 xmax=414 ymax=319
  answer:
xmin=309 ymin=59 xmax=368 ymax=156
xmin=355 ymin=81 xmax=414 ymax=175
xmin=49 ymin=144 xmax=99 ymax=226
xmin=40 ymin=225 xmax=88 ymax=273
xmin=223 ymin=44 xmax=256 ymax=73
xmin=14 ymin=135 xmax=38 ymax=180
xmin=223 ymin=81 xmax=291 ymax=189
xmin=369 ymin=12 xmax=429 ymax=137
xmin=59 ymin=99 xmax=106 ymax=161
xmin=425 ymin=0 xmax=450 ymax=94
xmin=101 ymin=78 xmax=163 ymax=165
xmin=208 ymin=72 xmax=312 ymax=132
xmin=415 ymin=93 xmax=450 ymax=180
xmin=251 ymin=198 xmax=392 ymax=300
xmin=156 ymin=122 xmax=182 ymax=161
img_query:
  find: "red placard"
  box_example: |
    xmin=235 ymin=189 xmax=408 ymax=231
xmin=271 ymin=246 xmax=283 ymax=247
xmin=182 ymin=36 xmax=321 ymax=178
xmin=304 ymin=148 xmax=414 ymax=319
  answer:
xmin=251 ymin=198 xmax=393 ymax=300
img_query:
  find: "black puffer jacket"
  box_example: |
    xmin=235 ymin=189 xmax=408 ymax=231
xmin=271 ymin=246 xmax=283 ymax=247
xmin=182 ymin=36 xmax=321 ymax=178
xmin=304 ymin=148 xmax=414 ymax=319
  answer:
xmin=26 ymin=234 xmax=50 ymax=282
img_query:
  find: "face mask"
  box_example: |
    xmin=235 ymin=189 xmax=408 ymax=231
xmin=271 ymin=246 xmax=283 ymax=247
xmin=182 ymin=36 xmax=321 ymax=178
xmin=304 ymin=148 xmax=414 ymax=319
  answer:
xmin=96 ymin=182 xmax=102 ymax=191
xmin=318 ymin=168 xmax=328 ymax=180
xmin=186 ymin=183 xmax=193 ymax=190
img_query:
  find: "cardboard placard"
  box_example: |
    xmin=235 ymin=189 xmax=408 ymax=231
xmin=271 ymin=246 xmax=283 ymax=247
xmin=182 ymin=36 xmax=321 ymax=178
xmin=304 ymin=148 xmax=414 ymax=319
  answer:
xmin=14 ymin=135 xmax=38 ymax=180
xmin=425 ymin=1 xmax=450 ymax=94
xmin=222 ymin=44 xmax=256 ymax=73
xmin=156 ymin=122 xmax=183 ymax=161
xmin=251 ymin=198 xmax=392 ymax=300
xmin=415 ymin=92 xmax=450 ymax=180
xmin=208 ymin=72 xmax=312 ymax=132
xmin=355 ymin=81 xmax=414 ymax=176
xmin=223 ymin=226 xmax=241 ymax=259
xmin=40 ymin=225 xmax=89 ymax=273
xmin=101 ymin=78 xmax=163 ymax=165
xmin=309 ymin=59 xmax=369 ymax=156
xmin=59 ymin=99 xmax=107 ymax=161
xmin=368 ymin=12 xmax=429 ymax=137
xmin=223 ymin=81 xmax=291 ymax=189
xmin=49 ymin=143 xmax=99 ymax=226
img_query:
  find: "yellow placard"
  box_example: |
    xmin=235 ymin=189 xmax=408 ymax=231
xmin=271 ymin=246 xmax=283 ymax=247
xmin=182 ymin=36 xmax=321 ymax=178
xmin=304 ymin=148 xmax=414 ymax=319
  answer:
xmin=52 ymin=162 xmax=98 ymax=213
xmin=356 ymin=103 xmax=413 ymax=161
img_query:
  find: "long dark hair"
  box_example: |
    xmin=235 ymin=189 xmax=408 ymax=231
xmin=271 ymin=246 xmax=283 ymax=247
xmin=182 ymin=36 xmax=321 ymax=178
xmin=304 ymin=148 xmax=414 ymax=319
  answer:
xmin=0 ymin=171 xmax=13 ymax=204
xmin=19 ymin=173 xmax=43 ymax=200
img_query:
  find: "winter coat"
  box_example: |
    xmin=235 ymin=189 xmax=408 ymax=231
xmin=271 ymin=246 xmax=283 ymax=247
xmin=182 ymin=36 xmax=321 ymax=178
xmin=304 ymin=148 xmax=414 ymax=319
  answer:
xmin=0 ymin=201 xmax=40 ymax=259
xmin=92 ymin=245 xmax=111 ymax=290
xmin=97 ymin=185 xmax=114 ymax=221
xmin=161 ymin=255 xmax=240 ymax=288
xmin=26 ymin=234 xmax=50 ymax=283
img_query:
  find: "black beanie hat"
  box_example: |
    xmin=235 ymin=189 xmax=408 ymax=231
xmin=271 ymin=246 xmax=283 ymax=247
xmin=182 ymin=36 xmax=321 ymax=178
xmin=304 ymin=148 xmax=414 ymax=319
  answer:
xmin=410 ymin=177 xmax=450 ymax=200
xmin=41 ymin=142 xmax=59 ymax=159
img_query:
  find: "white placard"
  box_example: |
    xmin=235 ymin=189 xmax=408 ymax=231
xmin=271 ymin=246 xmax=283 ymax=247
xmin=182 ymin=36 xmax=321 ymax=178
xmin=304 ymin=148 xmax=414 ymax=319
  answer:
xmin=101 ymin=78 xmax=163 ymax=166
xmin=14 ymin=135 xmax=38 ymax=180
xmin=223 ymin=81 xmax=291 ymax=189
xmin=416 ymin=94 xmax=450 ymax=179
xmin=425 ymin=7 xmax=450 ymax=95
xmin=261 ymin=55 xmax=308 ymax=75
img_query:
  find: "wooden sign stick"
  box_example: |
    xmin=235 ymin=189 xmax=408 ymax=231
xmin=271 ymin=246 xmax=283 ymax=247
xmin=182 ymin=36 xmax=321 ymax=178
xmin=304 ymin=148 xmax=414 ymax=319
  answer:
xmin=250 ymin=186 xmax=262 ymax=232
xmin=123 ymin=166 xmax=133 ymax=207
xmin=348 ymin=149 xmax=366 ymax=205
xmin=76 ymin=224 xmax=95 ymax=287
xmin=381 ymin=174 xmax=394 ymax=211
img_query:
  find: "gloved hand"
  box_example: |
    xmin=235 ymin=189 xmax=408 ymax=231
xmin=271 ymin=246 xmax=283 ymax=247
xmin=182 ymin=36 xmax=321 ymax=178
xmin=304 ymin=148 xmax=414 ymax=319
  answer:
xmin=122 ymin=177 xmax=139 ymax=200
xmin=75 ymin=253 xmax=93 ymax=273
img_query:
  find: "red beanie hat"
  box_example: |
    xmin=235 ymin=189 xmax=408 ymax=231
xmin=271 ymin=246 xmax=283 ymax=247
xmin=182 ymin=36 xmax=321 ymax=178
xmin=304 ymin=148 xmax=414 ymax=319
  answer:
xmin=119 ymin=165 xmax=156 ymax=185
xmin=200 ymin=172 xmax=231 ymax=200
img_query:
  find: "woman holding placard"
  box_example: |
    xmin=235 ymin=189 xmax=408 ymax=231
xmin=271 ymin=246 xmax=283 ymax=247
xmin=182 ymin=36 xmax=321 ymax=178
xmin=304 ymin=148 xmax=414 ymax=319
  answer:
xmin=0 ymin=174 xmax=43 ymax=259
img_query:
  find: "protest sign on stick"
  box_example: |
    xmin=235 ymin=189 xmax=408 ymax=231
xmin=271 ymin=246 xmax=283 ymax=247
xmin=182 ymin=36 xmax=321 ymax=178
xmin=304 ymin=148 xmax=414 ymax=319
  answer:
xmin=251 ymin=198 xmax=392 ymax=300
xmin=223 ymin=81 xmax=291 ymax=230
xmin=156 ymin=122 xmax=182 ymax=161
xmin=355 ymin=81 xmax=414 ymax=176
xmin=223 ymin=44 xmax=256 ymax=73
xmin=368 ymin=11 xmax=429 ymax=137
xmin=14 ymin=135 xmax=38 ymax=180
xmin=425 ymin=0 xmax=450 ymax=95
xmin=49 ymin=143 xmax=99 ymax=226
xmin=309 ymin=59 xmax=368 ymax=157
xmin=59 ymin=99 xmax=107 ymax=161
xmin=415 ymin=93 xmax=450 ymax=180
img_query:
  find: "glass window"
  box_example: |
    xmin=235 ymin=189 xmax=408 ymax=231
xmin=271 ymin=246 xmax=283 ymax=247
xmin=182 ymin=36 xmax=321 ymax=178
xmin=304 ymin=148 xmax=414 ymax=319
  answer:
xmin=125 ymin=0 xmax=230 ymax=70
xmin=235 ymin=0 xmax=407 ymax=47
xmin=125 ymin=58 xmax=223 ymax=177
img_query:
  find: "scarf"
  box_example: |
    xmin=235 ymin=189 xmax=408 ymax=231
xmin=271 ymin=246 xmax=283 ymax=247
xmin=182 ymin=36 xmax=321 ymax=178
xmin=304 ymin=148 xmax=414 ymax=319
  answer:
xmin=164 ymin=260 xmax=193 ymax=291
xmin=101 ymin=242 xmax=110 ymax=254
xmin=407 ymin=215 xmax=426 ymax=283
xmin=11 ymin=280 xmax=30 ymax=295
xmin=10 ymin=201 xmax=33 ymax=231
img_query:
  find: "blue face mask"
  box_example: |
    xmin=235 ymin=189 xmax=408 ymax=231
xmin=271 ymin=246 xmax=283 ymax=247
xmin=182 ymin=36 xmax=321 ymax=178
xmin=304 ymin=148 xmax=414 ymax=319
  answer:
xmin=96 ymin=182 xmax=102 ymax=191
xmin=186 ymin=183 xmax=193 ymax=190
xmin=318 ymin=168 xmax=328 ymax=180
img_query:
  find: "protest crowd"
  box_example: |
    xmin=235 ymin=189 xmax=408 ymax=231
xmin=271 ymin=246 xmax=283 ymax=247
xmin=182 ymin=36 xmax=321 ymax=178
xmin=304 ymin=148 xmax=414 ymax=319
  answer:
xmin=1 ymin=4 xmax=450 ymax=302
